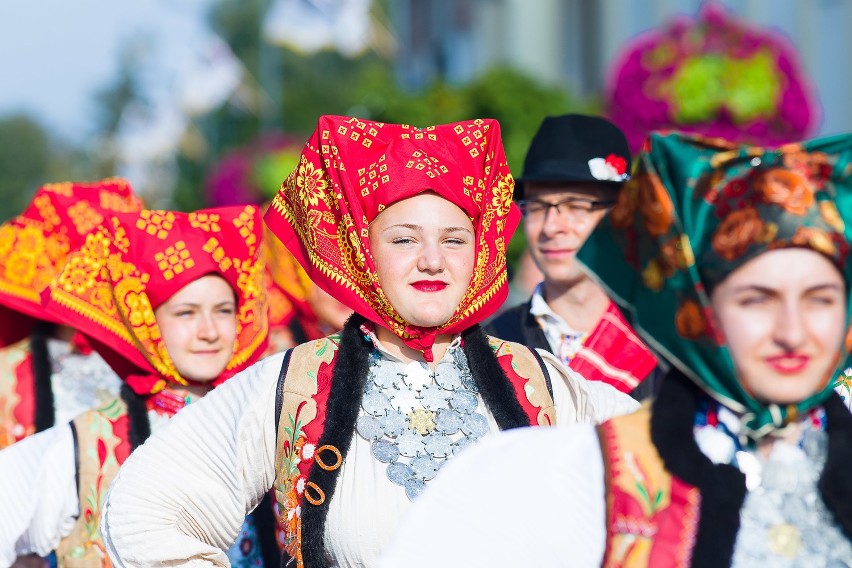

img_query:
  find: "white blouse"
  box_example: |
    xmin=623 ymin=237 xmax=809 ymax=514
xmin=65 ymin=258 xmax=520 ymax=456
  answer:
xmin=100 ymin=341 xmax=638 ymax=567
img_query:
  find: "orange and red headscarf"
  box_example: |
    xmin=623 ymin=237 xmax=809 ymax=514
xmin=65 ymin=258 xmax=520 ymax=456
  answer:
xmin=0 ymin=178 xmax=143 ymax=346
xmin=42 ymin=205 xmax=268 ymax=395
xmin=264 ymin=115 xmax=519 ymax=360
xmin=263 ymin=221 xmax=315 ymax=331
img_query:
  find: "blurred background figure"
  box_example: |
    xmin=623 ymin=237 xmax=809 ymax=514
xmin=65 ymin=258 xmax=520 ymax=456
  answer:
xmin=262 ymin=221 xmax=353 ymax=355
xmin=0 ymin=205 xmax=270 ymax=567
xmin=0 ymin=179 xmax=142 ymax=450
xmin=488 ymin=115 xmax=659 ymax=398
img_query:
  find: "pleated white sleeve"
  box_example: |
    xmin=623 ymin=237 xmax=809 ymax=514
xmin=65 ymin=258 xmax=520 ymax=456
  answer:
xmin=101 ymin=352 xmax=284 ymax=567
xmin=378 ymin=424 xmax=607 ymax=568
xmin=541 ymin=349 xmax=640 ymax=423
xmin=0 ymin=424 xmax=78 ymax=566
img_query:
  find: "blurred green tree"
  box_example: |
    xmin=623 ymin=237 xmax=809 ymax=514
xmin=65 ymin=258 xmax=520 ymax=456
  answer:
xmin=0 ymin=115 xmax=92 ymax=222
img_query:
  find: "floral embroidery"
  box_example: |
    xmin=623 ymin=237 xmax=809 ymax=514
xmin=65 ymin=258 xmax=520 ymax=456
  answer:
xmin=636 ymin=173 xmax=675 ymax=237
xmin=0 ymin=341 xmax=34 ymax=449
xmin=276 ymin=404 xmax=309 ymax=564
xmin=711 ymin=207 xmax=765 ymax=261
xmin=296 ymin=157 xmax=329 ymax=207
xmin=600 ymin=408 xmax=700 ymax=568
xmin=835 ymin=369 xmax=852 ymax=410
xmin=675 ymin=298 xmax=707 ymax=340
xmin=58 ymin=399 xmax=128 ymax=565
xmin=753 ymin=168 xmax=815 ymax=215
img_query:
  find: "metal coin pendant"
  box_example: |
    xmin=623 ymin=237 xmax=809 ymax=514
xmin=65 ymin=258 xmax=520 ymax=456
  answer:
xmin=410 ymin=454 xmax=440 ymax=481
xmin=450 ymin=390 xmax=478 ymax=413
xmin=435 ymin=408 xmax=463 ymax=434
xmin=405 ymin=478 xmax=426 ymax=501
xmin=356 ymin=414 xmax=382 ymax=440
xmin=461 ymin=412 xmax=489 ymax=438
xmin=371 ymin=439 xmax=400 ymax=463
xmin=377 ymin=411 xmax=408 ymax=437
xmin=387 ymin=461 xmax=414 ymax=486
xmin=434 ymin=363 xmax=461 ymax=390
xmin=418 ymin=384 xmax=451 ymax=411
xmin=397 ymin=431 xmax=426 ymax=457
xmin=424 ymin=434 xmax=453 ymax=458
xmin=362 ymin=390 xmax=392 ymax=416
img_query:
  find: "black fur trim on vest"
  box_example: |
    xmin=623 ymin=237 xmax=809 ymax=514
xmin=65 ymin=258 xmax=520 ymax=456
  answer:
xmin=461 ymin=325 xmax=531 ymax=431
xmin=300 ymin=314 xmax=371 ymax=568
xmin=31 ymin=321 xmax=57 ymax=432
xmin=119 ymin=384 xmax=151 ymax=451
xmin=650 ymin=370 xmax=746 ymax=568
xmin=819 ymin=393 xmax=852 ymax=538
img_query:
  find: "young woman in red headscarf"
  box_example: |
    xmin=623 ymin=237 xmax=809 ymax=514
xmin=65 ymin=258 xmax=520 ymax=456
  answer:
xmin=0 ymin=179 xmax=141 ymax=450
xmin=0 ymin=205 xmax=270 ymax=567
xmin=100 ymin=116 xmax=638 ymax=568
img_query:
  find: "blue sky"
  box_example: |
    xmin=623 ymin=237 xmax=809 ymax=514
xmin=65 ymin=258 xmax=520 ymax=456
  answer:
xmin=0 ymin=0 xmax=215 ymax=143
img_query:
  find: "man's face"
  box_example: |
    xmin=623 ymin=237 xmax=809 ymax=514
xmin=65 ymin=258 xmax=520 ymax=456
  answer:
xmin=520 ymin=182 xmax=615 ymax=286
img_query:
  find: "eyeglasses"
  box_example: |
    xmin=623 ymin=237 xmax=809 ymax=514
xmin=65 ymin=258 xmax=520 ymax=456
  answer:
xmin=517 ymin=197 xmax=616 ymax=220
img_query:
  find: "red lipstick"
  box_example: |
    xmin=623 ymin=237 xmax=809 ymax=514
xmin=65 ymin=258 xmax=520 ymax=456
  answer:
xmin=411 ymin=280 xmax=448 ymax=292
xmin=765 ymin=354 xmax=810 ymax=374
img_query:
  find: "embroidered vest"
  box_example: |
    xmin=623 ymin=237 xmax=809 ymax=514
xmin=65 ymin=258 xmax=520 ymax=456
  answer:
xmin=598 ymin=404 xmax=701 ymax=567
xmin=55 ymin=398 xmax=131 ymax=568
xmin=273 ymin=335 xmax=556 ymax=567
xmin=0 ymin=338 xmax=36 ymax=448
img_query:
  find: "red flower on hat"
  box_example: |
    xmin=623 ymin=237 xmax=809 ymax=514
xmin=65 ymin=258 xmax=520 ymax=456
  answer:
xmin=605 ymin=154 xmax=628 ymax=176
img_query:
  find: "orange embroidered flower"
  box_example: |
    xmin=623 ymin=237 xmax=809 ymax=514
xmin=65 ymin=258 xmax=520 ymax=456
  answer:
xmin=711 ymin=207 xmax=765 ymax=261
xmin=610 ymin=181 xmax=638 ymax=229
xmin=781 ymin=150 xmax=832 ymax=188
xmin=636 ymin=173 xmax=675 ymax=237
xmin=659 ymin=234 xmax=695 ymax=272
xmin=675 ymin=298 xmax=707 ymax=340
xmin=790 ymin=226 xmax=837 ymax=257
xmin=753 ymin=168 xmax=815 ymax=215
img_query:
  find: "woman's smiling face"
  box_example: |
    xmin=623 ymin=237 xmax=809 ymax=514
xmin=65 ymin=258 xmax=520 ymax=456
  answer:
xmin=369 ymin=193 xmax=476 ymax=328
xmin=711 ymin=248 xmax=847 ymax=404
xmin=154 ymin=274 xmax=238 ymax=382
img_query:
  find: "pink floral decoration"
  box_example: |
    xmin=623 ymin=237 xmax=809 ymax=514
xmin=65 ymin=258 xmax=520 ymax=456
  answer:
xmin=605 ymin=2 xmax=820 ymax=152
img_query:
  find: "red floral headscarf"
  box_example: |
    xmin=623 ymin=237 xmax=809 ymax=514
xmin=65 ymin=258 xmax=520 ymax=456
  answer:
xmin=42 ymin=205 xmax=268 ymax=395
xmin=264 ymin=115 xmax=520 ymax=360
xmin=0 ymin=178 xmax=143 ymax=346
xmin=263 ymin=221 xmax=315 ymax=331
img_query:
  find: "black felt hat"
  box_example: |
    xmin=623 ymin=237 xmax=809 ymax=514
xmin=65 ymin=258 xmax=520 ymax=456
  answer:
xmin=515 ymin=114 xmax=631 ymax=199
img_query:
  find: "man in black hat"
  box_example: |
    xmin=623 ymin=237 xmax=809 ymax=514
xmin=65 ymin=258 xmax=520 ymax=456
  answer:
xmin=488 ymin=114 xmax=658 ymax=398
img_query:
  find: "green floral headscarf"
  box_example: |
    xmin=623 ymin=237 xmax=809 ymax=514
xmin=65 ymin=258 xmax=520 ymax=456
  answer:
xmin=577 ymin=131 xmax=852 ymax=439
